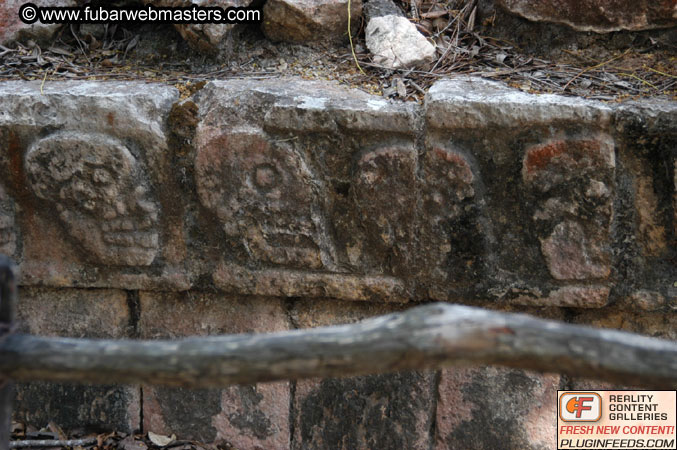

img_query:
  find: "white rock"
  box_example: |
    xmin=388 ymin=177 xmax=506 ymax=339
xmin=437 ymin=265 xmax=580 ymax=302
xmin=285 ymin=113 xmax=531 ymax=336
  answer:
xmin=366 ymin=15 xmax=436 ymax=69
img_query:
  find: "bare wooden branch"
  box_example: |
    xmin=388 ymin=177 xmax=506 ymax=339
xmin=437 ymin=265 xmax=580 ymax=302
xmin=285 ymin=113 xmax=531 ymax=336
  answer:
xmin=0 ymin=303 xmax=676 ymax=389
xmin=9 ymin=437 xmax=97 ymax=449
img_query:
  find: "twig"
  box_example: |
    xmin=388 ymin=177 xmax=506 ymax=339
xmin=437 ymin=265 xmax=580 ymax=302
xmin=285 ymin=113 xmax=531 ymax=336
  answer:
xmin=348 ymin=0 xmax=366 ymax=76
xmin=10 ymin=437 xmax=97 ymax=448
xmin=616 ymin=72 xmax=658 ymax=90
xmin=644 ymin=65 xmax=677 ymax=79
xmin=562 ymin=50 xmax=629 ymax=92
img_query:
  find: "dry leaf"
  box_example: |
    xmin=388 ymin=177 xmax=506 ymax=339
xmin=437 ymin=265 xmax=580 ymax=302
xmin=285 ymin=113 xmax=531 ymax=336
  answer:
xmin=148 ymin=431 xmax=176 ymax=447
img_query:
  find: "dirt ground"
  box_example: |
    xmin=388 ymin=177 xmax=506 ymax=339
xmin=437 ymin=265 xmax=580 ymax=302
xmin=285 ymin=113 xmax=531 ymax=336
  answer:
xmin=1 ymin=0 xmax=676 ymax=104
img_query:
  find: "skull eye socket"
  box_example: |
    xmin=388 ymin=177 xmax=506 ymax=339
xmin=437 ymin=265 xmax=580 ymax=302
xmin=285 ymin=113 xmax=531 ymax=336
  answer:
xmin=92 ymin=167 xmax=114 ymax=185
xmin=254 ymin=164 xmax=280 ymax=192
xmin=67 ymin=179 xmax=99 ymax=211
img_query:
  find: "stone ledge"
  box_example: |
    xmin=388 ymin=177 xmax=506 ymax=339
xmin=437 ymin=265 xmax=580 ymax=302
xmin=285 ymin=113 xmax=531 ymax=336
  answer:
xmin=0 ymin=77 xmax=674 ymax=309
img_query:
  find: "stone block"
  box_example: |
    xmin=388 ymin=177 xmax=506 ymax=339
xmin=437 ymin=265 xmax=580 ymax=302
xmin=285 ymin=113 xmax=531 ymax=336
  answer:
xmin=16 ymin=287 xmax=130 ymax=338
xmin=522 ymin=136 xmax=615 ymax=281
xmin=291 ymin=300 xmax=434 ymax=449
xmin=263 ymin=0 xmax=362 ymax=44
xmin=0 ymin=77 xmax=673 ymax=310
xmin=139 ymin=292 xmax=291 ymax=449
xmin=435 ymin=367 xmax=560 ymax=450
xmin=14 ymin=383 xmax=140 ymax=434
xmin=0 ymin=0 xmax=75 ymax=46
xmin=0 ymin=81 xmax=183 ymax=291
xmin=424 ymin=78 xmax=616 ymax=306
xmin=13 ymin=287 xmax=139 ymax=433
xmin=496 ymin=0 xmax=677 ymax=32
xmin=294 ymin=371 xmax=435 ymax=450
xmin=570 ymin=309 xmax=677 ymax=340
xmin=194 ymin=79 xmax=419 ymax=300
xmin=145 ymin=0 xmax=254 ymax=53
xmin=425 ymin=78 xmax=612 ymax=131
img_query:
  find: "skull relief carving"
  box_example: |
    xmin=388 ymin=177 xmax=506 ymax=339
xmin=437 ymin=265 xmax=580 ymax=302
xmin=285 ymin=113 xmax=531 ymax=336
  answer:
xmin=420 ymin=147 xmax=478 ymax=282
xmin=522 ymin=136 xmax=615 ymax=280
xmin=25 ymin=132 xmax=160 ymax=266
xmin=353 ymin=146 xmax=417 ymax=274
xmin=196 ymin=128 xmax=333 ymax=270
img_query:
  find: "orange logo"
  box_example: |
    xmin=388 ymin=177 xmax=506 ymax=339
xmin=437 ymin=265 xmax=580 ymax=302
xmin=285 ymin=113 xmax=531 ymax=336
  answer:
xmin=559 ymin=392 xmax=602 ymax=422
xmin=566 ymin=396 xmax=594 ymax=418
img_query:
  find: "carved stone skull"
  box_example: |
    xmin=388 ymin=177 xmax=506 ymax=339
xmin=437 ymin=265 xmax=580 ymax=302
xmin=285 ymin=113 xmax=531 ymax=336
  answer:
xmin=522 ymin=135 xmax=615 ymax=280
xmin=196 ymin=128 xmax=333 ymax=270
xmin=25 ymin=132 xmax=160 ymax=266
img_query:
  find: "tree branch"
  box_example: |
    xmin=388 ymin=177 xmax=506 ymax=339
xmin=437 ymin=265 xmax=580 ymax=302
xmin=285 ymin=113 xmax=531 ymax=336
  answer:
xmin=0 ymin=304 xmax=675 ymax=388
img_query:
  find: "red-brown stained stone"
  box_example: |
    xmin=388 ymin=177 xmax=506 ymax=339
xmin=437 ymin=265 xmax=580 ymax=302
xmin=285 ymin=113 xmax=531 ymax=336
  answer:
xmin=622 ymin=290 xmax=667 ymax=311
xmin=0 ymin=0 xmax=75 ymax=45
xmin=436 ymin=367 xmax=559 ymax=450
xmin=523 ymin=137 xmax=615 ymax=282
xmin=540 ymin=220 xmax=611 ymax=280
xmin=139 ymin=292 xmax=290 ymax=449
xmin=522 ymin=138 xmax=614 ymax=190
xmin=634 ymin=173 xmax=668 ymax=256
xmin=496 ymin=0 xmax=677 ymax=32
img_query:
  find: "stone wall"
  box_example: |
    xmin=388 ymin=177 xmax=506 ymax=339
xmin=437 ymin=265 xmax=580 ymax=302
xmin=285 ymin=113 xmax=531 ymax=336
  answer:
xmin=1 ymin=77 xmax=676 ymax=449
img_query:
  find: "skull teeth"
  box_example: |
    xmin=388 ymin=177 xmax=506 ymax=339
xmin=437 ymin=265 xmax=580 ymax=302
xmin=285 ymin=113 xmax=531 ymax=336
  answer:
xmin=102 ymin=217 xmax=155 ymax=232
xmin=103 ymin=231 xmax=158 ymax=249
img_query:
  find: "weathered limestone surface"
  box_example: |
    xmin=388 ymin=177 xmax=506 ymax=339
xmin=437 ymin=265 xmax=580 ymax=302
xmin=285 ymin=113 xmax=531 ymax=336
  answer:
xmin=263 ymin=0 xmax=362 ymax=44
xmin=436 ymin=367 xmax=560 ymax=450
xmin=0 ymin=184 xmax=17 ymax=258
xmin=139 ymin=292 xmax=291 ymax=449
xmin=496 ymin=0 xmax=677 ymax=32
xmin=364 ymin=0 xmax=436 ymax=69
xmin=0 ymin=81 xmax=184 ymax=291
xmin=290 ymin=300 xmax=435 ymax=450
xmin=144 ymin=0 xmax=255 ymax=53
xmin=12 ymin=288 xmax=139 ymax=433
xmin=0 ymin=49 xmax=674 ymax=450
xmin=0 ymin=0 xmax=76 ymax=46
xmin=0 ymin=77 xmax=674 ymax=309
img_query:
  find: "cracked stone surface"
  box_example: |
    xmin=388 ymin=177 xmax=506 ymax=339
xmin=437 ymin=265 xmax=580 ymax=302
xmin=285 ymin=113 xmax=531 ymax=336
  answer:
xmin=2 ymin=74 xmax=675 ymax=448
xmin=496 ymin=0 xmax=677 ymax=32
xmin=0 ymin=76 xmax=673 ymax=308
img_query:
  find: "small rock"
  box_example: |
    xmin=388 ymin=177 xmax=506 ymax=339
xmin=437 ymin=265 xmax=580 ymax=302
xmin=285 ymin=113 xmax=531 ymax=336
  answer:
xmin=0 ymin=0 xmax=76 ymax=46
xmin=144 ymin=0 xmax=255 ymax=53
xmin=365 ymin=14 xmax=436 ymax=69
xmin=262 ymin=0 xmax=362 ymax=44
xmin=496 ymin=0 xmax=677 ymax=32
